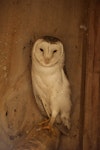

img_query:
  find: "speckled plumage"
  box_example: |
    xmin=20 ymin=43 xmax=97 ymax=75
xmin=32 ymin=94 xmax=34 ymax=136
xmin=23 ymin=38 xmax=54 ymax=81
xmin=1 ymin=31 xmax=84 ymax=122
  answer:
xmin=31 ymin=36 xmax=72 ymax=134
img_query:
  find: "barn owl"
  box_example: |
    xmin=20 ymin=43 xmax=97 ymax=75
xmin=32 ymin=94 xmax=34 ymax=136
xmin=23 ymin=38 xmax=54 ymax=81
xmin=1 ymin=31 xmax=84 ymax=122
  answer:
xmin=31 ymin=36 xmax=72 ymax=134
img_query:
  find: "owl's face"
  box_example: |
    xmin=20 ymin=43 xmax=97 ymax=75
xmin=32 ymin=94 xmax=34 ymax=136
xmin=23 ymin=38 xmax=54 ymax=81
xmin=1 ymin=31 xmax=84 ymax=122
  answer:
xmin=32 ymin=38 xmax=64 ymax=67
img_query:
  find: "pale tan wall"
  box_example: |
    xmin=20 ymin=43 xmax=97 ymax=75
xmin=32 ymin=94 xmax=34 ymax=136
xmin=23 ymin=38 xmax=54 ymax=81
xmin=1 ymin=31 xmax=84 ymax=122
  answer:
xmin=0 ymin=0 xmax=87 ymax=149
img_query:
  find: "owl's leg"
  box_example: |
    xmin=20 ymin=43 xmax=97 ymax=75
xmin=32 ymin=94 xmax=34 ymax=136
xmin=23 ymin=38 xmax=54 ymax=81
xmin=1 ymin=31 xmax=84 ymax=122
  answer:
xmin=38 ymin=111 xmax=58 ymax=134
xmin=49 ymin=111 xmax=58 ymax=126
xmin=41 ymin=111 xmax=58 ymax=133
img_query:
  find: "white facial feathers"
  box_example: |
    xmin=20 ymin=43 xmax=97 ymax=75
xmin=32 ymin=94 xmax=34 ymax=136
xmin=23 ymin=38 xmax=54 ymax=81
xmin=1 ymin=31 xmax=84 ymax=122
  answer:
xmin=32 ymin=38 xmax=64 ymax=67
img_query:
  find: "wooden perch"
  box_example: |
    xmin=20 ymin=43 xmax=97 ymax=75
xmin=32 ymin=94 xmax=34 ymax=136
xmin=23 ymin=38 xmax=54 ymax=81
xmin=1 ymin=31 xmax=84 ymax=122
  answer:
xmin=12 ymin=125 xmax=60 ymax=150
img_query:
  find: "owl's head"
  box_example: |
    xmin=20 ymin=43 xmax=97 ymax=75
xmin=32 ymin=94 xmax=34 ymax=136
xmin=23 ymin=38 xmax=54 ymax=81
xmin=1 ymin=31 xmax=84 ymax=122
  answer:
xmin=32 ymin=36 xmax=65 ymax=67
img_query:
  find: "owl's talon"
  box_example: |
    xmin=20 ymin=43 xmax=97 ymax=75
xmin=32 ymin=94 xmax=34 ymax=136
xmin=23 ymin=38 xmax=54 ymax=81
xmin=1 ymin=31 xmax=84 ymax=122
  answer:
xmin=38 ymin=119 xmax=50 ymax=126
xmin=42 ymin=125 xmax=51 ymax=130
xmin=38 ymin=125 xmax=57 ymax=136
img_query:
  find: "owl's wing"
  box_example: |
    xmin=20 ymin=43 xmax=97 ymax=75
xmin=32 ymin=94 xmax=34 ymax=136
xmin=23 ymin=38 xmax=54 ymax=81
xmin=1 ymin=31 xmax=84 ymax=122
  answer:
xmin=34 ymin=94 xmax=47 ymax=117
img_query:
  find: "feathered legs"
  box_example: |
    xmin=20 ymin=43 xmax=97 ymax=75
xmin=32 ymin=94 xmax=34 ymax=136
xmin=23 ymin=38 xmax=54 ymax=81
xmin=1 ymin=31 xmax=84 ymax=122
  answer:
xmin=38 ymin=111 xmax=58 ymax=134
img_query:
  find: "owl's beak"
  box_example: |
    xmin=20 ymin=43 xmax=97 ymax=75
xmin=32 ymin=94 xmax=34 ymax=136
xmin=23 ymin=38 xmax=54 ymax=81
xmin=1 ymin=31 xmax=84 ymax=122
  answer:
xmin=45 ymin=58 xmax=50 ymax=64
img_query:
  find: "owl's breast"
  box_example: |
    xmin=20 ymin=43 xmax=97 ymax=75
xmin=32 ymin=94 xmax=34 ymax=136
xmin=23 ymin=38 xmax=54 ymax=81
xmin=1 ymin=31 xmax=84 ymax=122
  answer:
xmin=33 ymin=74 xmax=50 ymax=96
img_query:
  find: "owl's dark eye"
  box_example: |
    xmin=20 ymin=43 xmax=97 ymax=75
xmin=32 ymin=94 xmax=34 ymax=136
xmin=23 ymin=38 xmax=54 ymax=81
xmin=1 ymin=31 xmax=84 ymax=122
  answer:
xmin=40 ymin=48 xmax=44 ymax=52
xmin=53 ymin=50 xmax=57 ymax=53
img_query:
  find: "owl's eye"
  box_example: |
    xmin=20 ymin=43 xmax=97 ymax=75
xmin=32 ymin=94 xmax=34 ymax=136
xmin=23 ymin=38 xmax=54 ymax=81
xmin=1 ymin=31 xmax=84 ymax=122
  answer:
xmin=40 ymin=48 xmax=44 ymax=52
xmin=53 ymin=50 xmax=57 ymax=53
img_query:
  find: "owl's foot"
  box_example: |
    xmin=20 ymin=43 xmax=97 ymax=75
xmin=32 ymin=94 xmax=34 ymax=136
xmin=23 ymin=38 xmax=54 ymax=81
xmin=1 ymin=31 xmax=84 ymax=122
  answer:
xmin=38 ymin=119 xmax=50 ymax=126
xmin=37 ymin=121 xmax=56 ymax=136
xmin=42 ymin=124 xmax=51 ymax=130
xmin=43 ymin=125 xmax=57 ymax=136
